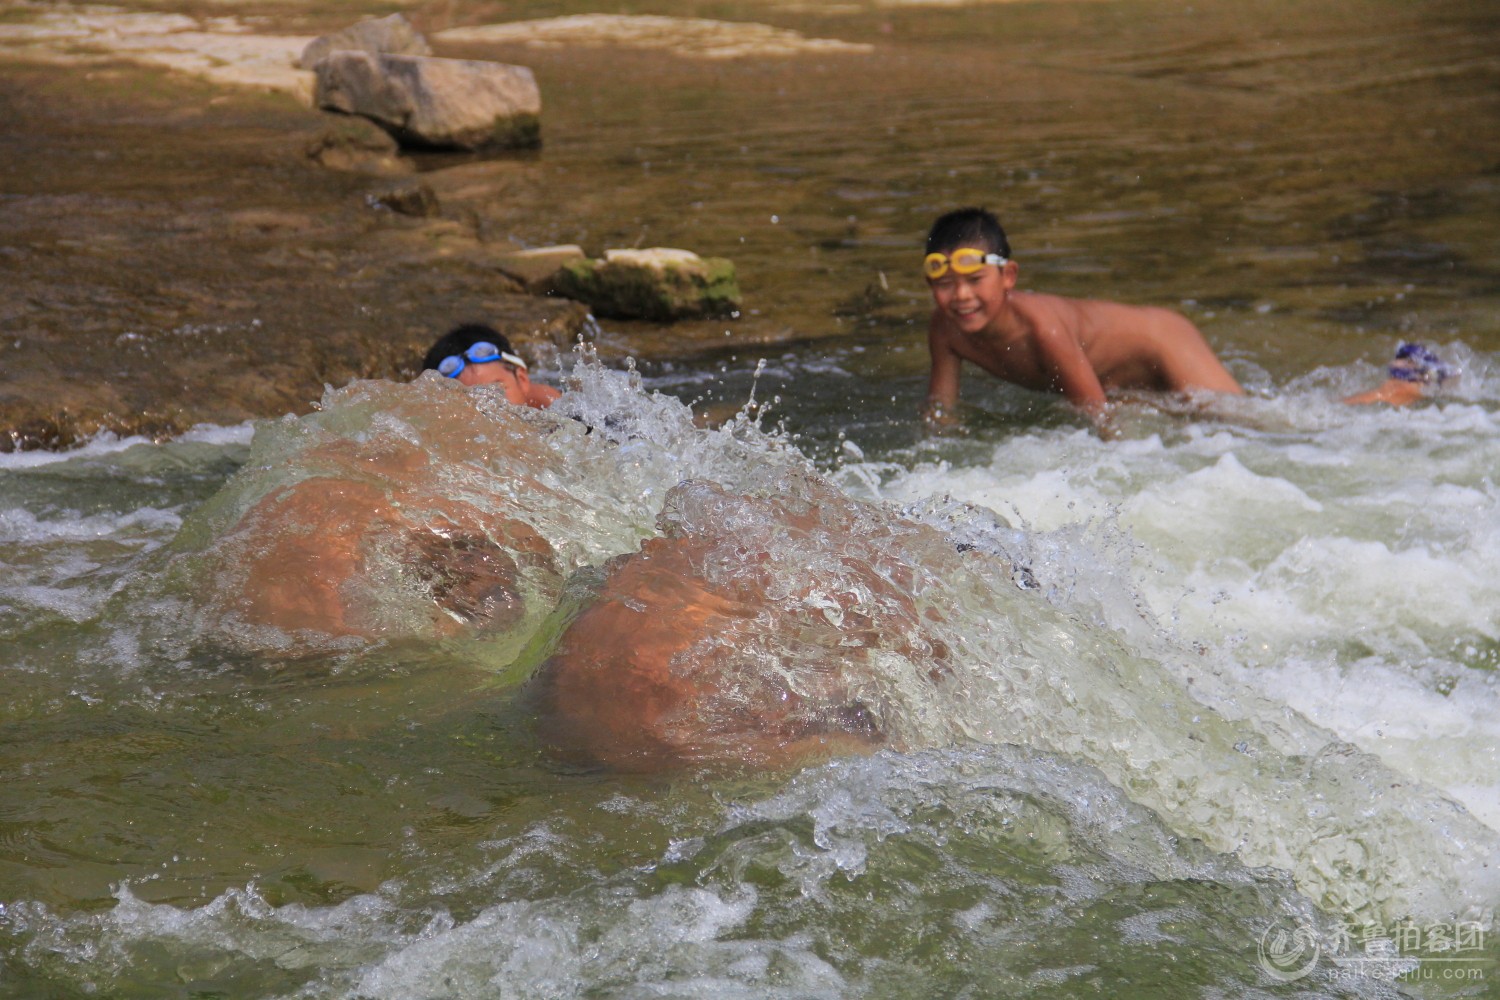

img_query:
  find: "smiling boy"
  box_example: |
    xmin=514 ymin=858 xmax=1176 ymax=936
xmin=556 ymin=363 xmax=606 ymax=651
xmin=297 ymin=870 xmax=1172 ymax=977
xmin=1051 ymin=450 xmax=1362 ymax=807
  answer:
xmin=923 ymin=207 xmax=1243 ymax=428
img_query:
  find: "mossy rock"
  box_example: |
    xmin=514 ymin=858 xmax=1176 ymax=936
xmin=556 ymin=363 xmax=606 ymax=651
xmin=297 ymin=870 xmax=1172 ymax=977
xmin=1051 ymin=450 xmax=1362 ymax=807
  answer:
xmin=551 ymin=247 xmax=741 ymax=322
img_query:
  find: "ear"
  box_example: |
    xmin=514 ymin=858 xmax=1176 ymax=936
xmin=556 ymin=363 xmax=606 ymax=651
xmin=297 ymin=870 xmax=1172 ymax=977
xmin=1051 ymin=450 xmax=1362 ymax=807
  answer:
xmin=1000 ymin=260 xmax=1019 ymax=289
xmin=513 ymin=366 xmax=532 ymax=389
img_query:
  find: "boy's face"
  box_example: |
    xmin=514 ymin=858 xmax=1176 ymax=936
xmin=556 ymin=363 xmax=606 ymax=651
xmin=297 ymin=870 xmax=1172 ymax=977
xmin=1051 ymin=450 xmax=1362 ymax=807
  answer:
xmin=926 ymin=250 xmax=1016 ymax=334
xmin=458 ymin=359 xmax=531 ymax=404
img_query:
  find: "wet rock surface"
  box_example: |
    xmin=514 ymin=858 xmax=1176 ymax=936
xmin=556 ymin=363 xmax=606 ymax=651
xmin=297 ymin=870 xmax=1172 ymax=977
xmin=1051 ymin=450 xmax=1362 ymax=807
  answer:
xmin=0 ymin=62 xmax=584 ymax=450
xmin=304 ymin=114 xmax=414 ymax=176
xmin=0 ymin=46 xmax=812 ymax=451
xmin=0 ymin=5 xmax=906 ymax=451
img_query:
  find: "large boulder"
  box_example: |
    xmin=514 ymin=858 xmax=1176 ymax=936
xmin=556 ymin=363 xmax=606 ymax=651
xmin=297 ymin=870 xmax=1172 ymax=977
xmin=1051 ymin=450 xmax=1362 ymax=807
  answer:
xmin=298 ymin=13 xmax=431 ymax=70
xmin=550 ymin=248 xmax=742 ymax=322
xmin=314 ymin=52 xmax=541 ymax=151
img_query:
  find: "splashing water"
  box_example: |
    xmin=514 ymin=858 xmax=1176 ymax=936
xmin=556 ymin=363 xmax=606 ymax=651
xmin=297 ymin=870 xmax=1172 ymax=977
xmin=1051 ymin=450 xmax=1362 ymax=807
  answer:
xmin=2 ymin=354 xmax=1499 ymax=997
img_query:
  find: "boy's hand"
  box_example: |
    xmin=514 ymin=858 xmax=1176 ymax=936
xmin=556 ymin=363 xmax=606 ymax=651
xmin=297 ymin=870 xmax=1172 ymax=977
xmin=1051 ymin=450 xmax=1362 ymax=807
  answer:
xmin=921 ymin=399 xmax=967 ymax=436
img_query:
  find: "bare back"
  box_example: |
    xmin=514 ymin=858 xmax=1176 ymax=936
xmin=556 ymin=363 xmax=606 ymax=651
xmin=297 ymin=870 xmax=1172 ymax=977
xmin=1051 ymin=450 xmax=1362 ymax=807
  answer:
xmin=928 ymin=288 xmax=1242 ymax=423
xmin=1034 ymin=294 xmax=1240 ymax=393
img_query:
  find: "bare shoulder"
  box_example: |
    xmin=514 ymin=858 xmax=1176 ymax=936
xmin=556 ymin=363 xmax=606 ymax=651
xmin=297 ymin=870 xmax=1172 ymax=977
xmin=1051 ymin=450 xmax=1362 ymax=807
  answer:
xmin=1011 ymin=291 xmax=1087 ymax=345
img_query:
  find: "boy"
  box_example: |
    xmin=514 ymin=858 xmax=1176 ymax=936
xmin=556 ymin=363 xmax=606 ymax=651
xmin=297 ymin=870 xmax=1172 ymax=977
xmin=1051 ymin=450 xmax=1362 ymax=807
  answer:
xmin=422 ymin=323 xmax=561 ymax=409
xmin=1343 ymin=342 xmax=1456 ymax=406
xmin=922 ymin=208 xmax=1242 ymax=428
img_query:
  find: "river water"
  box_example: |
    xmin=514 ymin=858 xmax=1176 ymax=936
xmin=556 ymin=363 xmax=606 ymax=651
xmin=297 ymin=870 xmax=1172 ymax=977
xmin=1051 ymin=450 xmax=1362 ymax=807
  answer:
xmin=3 ymin=0 xmax=1500 ymax=996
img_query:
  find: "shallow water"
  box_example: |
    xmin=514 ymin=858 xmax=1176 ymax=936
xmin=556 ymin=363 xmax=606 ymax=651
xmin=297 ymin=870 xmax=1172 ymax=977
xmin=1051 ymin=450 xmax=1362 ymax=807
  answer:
xmin=3 ymin=359 xmax=1499 ymax=996
xmin=4 ymin=0 xmax=1500 ymax=995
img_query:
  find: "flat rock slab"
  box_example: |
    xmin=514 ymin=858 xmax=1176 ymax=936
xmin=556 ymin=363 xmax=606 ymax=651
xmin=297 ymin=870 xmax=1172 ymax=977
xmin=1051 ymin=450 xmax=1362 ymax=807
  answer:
xmin=314 ymin=52 xmax=541 ymax=151
xmin=435 ymin=15 xmax=873 ymax=59
xmin=0 ymin=61 xmax=580 ymax=451
xmin=0 ymin=5 xmax=316 ymax=100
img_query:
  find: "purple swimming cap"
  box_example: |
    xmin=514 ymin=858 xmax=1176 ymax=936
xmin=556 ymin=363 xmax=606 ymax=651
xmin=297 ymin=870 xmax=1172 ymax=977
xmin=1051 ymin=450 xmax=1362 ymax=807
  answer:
xmin=1389 ymin=342 xmax=1456 ymax=385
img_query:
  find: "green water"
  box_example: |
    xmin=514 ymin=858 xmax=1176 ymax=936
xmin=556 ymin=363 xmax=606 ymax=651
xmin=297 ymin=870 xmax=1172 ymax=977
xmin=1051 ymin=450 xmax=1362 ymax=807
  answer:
xmin=3 ymin=0 xmax=1500 ymax=995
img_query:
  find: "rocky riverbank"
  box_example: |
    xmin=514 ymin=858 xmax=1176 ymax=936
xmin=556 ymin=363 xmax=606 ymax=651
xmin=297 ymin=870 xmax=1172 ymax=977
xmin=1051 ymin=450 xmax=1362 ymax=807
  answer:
xmin=0 ymin=57 xmax=577 ymax=449
xmin=0 ymin=4 xmax=866 ymax=449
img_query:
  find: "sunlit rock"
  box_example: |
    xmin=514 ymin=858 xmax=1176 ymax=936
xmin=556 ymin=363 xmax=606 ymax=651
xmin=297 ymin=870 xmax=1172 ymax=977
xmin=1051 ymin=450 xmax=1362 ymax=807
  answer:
xmin=551 ymin=247 xmax=742 ymax=322
xmin=313 ymin=52 xmax=541 ymax=151
xmin=0 ymin=6 xmax=315 ymax=100
xmin=491 ymin=245 xmax=588 ymax=293
xmin=298 ymin=13 xmax=431 ymax=70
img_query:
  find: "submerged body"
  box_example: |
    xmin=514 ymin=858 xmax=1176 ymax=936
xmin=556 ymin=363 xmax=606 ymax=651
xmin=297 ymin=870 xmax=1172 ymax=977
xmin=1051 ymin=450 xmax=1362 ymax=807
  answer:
xmin=229 ymin=476 xmax=556 ymax=640
xmin=193 ymin=378 xmax=569 ymax=649
xmin=532 ymin=479 xmax=959 ymax=771
xmin=533 ymin=533 xmax=885 ymax=770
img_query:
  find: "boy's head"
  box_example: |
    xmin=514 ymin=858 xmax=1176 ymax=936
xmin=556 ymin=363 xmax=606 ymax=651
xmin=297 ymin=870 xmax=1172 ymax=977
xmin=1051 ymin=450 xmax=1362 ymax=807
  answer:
xmin=925 ymin=207 xmax=1011 ymax=259
xmin=422 ymin=323 xmax=534 ymax=402
xmin=1389 ymin=342 xmax=1457 ymax=386
xmin=923 ymin=208 xmax=1018 ymax=335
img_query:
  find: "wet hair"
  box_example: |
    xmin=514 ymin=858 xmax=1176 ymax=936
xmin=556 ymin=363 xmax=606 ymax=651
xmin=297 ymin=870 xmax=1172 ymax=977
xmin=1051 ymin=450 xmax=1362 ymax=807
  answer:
xmin=422 ymin=323 xmax=520 ymax=372
xmin=925 ymin=207 xmax=1012 ymax=259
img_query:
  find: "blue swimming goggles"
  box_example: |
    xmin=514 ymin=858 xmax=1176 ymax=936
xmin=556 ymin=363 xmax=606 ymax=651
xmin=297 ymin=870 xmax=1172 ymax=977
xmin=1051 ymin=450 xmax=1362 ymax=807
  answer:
xmin=1388 ymin=342 xmax=1455 ymax=385
xmin=437 ymin=342 xmax=528 ymax=379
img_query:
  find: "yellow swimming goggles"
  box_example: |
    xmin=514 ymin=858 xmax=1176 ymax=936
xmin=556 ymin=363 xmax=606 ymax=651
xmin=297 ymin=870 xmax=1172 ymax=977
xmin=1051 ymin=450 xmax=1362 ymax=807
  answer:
xmin=923 ymin=248 xmax=1009 ymax=280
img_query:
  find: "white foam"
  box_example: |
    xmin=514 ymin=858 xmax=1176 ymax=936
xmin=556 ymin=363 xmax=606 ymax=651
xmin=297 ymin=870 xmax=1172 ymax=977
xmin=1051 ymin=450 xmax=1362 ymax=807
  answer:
xmin=0 ymin=422 xmax=254 ymax=471
xmin=0 ymin=505 xmax=182 ymax=545
xmin=10 ymin=749 xmax=1325 ymax=998
xmin=867 ymin=372 xmax=1500 ymax=846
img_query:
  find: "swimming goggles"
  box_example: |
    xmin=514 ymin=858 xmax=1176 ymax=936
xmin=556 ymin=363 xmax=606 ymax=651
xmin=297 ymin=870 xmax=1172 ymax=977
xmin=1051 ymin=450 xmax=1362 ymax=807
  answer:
xmin=923 ymin=248 xmax=1009 ymax=280
xmin=437 ymin=342 xmax=528 ymax=378
xmin=1388 ymin=342 xmax=1455 ymax=385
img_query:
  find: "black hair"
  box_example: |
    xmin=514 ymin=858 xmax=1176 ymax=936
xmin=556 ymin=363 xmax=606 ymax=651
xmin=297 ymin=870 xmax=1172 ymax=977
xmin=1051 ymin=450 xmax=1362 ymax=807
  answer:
xmin=925 ymin=207 xmax=1011 ymax=259
xmin=422 ymin=323 xmax=519 ymax=372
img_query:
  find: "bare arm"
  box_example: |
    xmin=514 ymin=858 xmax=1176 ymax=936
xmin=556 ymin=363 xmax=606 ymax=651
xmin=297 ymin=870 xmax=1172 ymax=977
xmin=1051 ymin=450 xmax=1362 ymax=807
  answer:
xmin=1344 ymin=379 xmax=1425 ymax=407
xmin=1032 ymin=323 xmax=1109 ymax=422
xmin=923 ymin=315 xmax=963 ymax=426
